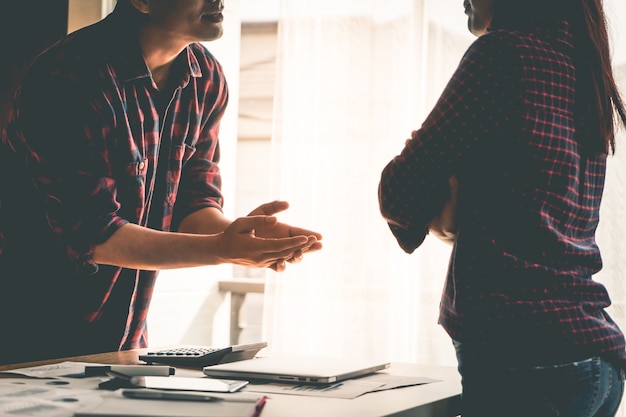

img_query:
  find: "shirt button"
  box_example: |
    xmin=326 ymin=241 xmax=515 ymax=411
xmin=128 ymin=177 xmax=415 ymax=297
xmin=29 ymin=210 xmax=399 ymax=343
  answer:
xmin=139 ymin=161 xmax=146 ymax=170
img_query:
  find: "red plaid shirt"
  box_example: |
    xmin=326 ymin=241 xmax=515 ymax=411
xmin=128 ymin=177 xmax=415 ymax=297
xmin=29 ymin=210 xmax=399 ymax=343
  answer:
xmin=379 ymin=19 xmax=626 ymax=366
xmin=0 ymin=11 xmax=227 ymax=364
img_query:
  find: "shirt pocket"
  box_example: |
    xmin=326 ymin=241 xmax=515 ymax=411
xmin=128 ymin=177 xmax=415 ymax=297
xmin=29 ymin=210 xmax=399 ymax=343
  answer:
xmin=165 ymin=144 xmax=196 ymax=206
xmin=121 ymin=158 xmax=148 ymax=222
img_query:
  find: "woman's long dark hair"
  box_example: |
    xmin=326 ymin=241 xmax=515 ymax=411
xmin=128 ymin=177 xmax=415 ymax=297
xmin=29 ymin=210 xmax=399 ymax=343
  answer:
xmin=574 ymin=0 xmax=626 ymax=154
xmin=493 ymin=0 xmax=626 ymax=154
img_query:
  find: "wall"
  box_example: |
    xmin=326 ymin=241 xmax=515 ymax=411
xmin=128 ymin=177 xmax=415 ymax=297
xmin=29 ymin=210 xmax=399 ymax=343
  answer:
xmin=67 ymin=0 xmax=104 ymax=33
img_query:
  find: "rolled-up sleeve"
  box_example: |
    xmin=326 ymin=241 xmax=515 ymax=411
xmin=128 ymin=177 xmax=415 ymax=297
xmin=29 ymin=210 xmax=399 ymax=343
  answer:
xmin=10 ymin=66 xmax=128 ymax=274
xmin=172 ymin=50 xmax=229 ymax=230
xmin=378 ymin=33 xmax=521 ymax=253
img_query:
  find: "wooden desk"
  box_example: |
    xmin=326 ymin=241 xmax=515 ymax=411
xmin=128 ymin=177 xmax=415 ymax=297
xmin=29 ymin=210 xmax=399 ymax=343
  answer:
xmin=0 ymin=350 xmax=461 ymax=417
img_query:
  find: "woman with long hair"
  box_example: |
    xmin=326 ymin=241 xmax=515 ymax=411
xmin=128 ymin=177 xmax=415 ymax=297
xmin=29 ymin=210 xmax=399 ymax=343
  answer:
xmin=379 ymin=0 xmax=626 ymax=415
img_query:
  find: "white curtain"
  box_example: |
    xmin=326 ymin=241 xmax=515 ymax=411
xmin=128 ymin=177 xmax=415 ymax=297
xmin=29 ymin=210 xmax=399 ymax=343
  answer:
xmin=263 ymin=0 xmax=626 ymax=388
xmin=263 ymin=0 xmax=473 ymax=365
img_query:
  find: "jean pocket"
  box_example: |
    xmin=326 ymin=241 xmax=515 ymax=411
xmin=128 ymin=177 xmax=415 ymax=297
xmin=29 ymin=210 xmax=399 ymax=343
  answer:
xmin=529 ymin=357 xmax=601 ymax=417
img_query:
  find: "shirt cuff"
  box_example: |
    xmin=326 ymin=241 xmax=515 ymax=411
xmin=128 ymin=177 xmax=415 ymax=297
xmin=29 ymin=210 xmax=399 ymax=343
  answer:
xmin=388 ymin=223 xmax=428 ymax=254
xmin=69 ymin=217 xmax=129 ymax=276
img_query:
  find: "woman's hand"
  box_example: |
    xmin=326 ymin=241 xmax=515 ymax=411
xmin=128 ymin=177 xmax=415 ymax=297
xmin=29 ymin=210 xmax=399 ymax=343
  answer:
xmin=428 ymin=176 xmax=458 ymax=245
xmin=406 ymin=131 xmax=458 ymax=246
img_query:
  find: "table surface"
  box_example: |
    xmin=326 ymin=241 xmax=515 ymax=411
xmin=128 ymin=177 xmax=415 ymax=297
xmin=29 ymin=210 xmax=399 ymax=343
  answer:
xmin=0 ymin=350 xmax=462 ymax=417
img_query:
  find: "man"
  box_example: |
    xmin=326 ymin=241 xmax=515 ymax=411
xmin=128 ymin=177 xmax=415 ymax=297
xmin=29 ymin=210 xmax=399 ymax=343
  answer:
xmin=0 ymin=0 xmax=321 ymax=365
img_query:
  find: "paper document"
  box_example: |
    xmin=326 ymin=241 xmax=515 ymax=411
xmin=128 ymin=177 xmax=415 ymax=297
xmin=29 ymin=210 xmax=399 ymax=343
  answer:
xmin=0 ymin=362 xmax=265 ymax=417
xmin=244 ymin=373 xmax=438 ymax=399
xmin=0 ymin=361 xmax=96 ymax=379
xmin=0 ymin=377 xmax=103 ymax=417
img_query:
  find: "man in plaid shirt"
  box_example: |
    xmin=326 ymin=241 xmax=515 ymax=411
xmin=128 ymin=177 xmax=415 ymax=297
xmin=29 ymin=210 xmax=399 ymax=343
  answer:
xmin=0 ymin=0 xmax=321 ymax=365
xmin=379 ymin=0 xmax=626 ymax=415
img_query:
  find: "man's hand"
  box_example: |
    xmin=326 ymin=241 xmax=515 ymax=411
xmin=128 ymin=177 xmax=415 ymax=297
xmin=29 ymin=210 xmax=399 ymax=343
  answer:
xmin=247 ymin=201 xmax=323 ymax=270
xmin=175 ymin=201 xmax=322 ymax=272
xmin=216 ymin=215 xmax=317 ymax=271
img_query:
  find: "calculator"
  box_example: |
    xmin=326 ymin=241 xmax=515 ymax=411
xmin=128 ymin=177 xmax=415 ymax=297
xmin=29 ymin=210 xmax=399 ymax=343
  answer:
xmin=138 ymin=342 xmax=268 ymax=368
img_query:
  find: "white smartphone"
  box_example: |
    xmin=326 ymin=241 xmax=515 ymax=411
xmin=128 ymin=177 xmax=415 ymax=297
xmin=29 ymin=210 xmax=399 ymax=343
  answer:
xmin=129 ymin=376 xmax=248 ymax=393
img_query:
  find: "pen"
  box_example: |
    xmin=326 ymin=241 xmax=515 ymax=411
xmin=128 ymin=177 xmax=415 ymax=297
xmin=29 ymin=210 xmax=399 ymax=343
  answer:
xmin=85 ymin=365 xmax=175 ymax=377
xmin=120 ymin=388 xmax=262 ymax=403
xmin=252 ymin=395 xmax=267 ymax=417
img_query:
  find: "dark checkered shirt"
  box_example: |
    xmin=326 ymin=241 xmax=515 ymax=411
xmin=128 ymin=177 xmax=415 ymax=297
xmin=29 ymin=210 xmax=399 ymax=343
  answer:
xmin=379 ymin=19 xmax=626 ymax=367
xmin=0 ymin=10 xmax=227 ymax=364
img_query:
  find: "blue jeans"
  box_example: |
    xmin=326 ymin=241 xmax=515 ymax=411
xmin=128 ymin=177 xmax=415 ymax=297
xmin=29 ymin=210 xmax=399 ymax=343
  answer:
xmin=454 ymin=341 xmax=625 ymax=417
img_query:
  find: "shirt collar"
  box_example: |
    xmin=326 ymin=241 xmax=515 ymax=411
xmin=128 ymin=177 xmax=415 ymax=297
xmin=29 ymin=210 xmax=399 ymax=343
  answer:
xmin=488 ymin=18 xmax=573 ymax=49
xmin=99 ymin=13 xmax=203 ymax=89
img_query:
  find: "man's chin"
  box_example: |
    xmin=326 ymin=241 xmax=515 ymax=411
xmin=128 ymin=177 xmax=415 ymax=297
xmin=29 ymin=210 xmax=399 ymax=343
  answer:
xmin=201 ymin=27 xmax=224 ymax=42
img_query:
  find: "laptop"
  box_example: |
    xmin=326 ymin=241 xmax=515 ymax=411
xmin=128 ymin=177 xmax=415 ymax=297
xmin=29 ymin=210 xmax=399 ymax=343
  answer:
xmin=203 ymin=354 xmax=390 ymax=385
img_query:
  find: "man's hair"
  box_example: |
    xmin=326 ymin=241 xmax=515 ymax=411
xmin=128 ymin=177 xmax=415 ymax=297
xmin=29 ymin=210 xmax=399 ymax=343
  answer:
xmin=493 ymin=0 xmax=625 ymax=154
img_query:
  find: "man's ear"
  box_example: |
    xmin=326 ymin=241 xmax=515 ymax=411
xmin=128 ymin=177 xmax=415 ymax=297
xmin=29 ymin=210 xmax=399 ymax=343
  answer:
xmin=129 ymin=0 xmax=150 ymax=14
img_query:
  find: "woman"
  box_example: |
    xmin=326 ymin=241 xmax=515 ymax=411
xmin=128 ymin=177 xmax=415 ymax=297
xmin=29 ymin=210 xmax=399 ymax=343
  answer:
xmin=379 ymin=0 xmax=626 ymax=415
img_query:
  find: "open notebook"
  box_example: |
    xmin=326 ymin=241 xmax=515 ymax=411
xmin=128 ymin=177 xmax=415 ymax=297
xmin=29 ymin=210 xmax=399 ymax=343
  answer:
xmin=203 ymin=354 xmax=390 ymax=385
